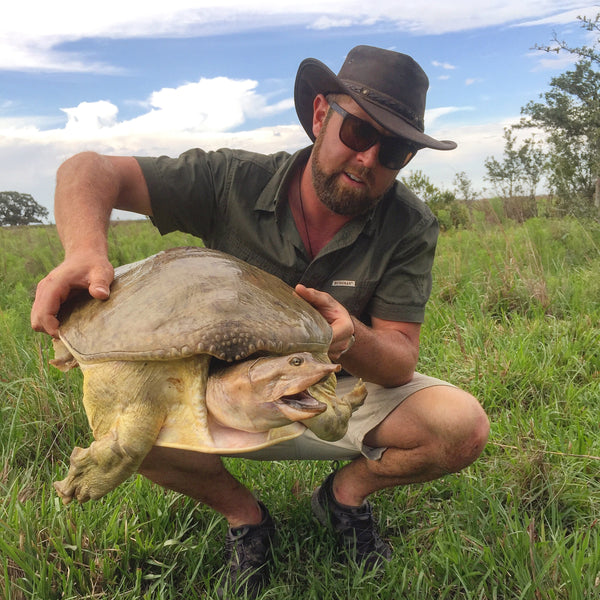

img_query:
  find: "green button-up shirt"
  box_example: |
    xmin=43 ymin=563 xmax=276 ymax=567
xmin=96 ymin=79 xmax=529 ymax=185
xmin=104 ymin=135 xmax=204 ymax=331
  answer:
xmin=136 ymin=146 xmax=438 ymax=324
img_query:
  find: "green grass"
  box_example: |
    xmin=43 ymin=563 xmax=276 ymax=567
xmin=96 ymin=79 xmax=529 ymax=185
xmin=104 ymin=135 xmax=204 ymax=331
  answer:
xmin=1 ymin=217 xmax=599 ymax=599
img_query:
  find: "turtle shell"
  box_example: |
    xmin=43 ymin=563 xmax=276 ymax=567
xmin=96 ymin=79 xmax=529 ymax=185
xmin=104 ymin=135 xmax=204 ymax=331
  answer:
xmin=57 ymin=247 xmax=332 ymax=363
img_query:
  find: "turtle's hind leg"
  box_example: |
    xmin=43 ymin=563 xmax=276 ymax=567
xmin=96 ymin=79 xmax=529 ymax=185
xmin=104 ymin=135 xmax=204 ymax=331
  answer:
xmin=54 ymin=361 xmax=167 ymax=504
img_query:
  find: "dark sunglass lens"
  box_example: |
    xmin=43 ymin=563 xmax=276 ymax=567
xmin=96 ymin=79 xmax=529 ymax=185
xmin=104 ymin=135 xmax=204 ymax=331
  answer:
xmin=379 ymin=139 xmax=417 ymax=169
xmin=340 ymin=114 xmax=379 ymax=152
xmin=332 ymin=101 xmax=417 ymax=169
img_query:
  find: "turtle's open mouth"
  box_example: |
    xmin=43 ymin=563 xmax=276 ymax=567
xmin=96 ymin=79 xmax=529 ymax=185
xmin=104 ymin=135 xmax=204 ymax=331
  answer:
xmin=277 ymin=390 xmax=327 ymax=417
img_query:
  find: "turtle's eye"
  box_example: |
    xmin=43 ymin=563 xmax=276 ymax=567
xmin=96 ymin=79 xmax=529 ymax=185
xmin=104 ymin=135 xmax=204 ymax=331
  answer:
xmin=289 ymin=356 xmax=304 ymax=367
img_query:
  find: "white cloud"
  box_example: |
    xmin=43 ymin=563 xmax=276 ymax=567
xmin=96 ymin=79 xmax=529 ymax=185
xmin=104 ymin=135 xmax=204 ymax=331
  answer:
xmin=0 ymin=69 xmax=489 ymax=217
xmin=3 ymin=77 xmax=294 ymax=143
xmin=0 ymin=75 xmax=304 ymax=216
xmin=432 ymin=60 xmax=456 ymax=70
xmin=62 ymin=101 xmax=120 ymax=134
xmin=405 ymin=117 xmax=523 ymax=195
xmin=0 ymin=36 xmax=124 ymax=74
xmin=1 ymin=1 xmax=595 ymax=72
xmin=426 ymin=106 xmax=474 ymax=126
xmin=310 ymin=16 xmax=356 ymax=29
xmin=133 ymin=78 xmax=262 ymax=133
xmin=528 ymin=49 xmax=580 ymax=71
xmin=514 ymin=5 xmax=598 ymax=27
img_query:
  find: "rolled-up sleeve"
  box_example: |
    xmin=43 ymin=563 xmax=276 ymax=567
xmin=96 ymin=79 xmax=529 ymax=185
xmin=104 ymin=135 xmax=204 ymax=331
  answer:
xmin=135 ymin=149 xmax=230 ymax=239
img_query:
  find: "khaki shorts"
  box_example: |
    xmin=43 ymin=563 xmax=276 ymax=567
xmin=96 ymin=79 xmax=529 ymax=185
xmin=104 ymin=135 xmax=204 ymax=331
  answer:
xmin=225 ymin=372 xmax=454 ymax=462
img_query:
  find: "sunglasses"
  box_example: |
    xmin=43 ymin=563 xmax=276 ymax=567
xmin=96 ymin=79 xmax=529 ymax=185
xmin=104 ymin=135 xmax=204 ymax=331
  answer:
xmin=328 ymin=101 xmax=418 ymax=170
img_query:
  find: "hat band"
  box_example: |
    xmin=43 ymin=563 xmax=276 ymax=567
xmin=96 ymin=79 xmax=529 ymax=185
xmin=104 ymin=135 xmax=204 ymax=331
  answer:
xmin=342 ymin=81 xmax=425 ymax=132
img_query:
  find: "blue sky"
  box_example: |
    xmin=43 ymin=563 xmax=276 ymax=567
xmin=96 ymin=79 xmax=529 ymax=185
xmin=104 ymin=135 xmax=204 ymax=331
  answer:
xmin=0 ymin=1 xmax=597 ymax=219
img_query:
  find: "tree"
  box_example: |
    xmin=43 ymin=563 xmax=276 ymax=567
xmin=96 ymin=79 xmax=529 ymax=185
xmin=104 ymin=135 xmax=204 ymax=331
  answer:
xmin=401 ymin=170 xmax=467 ymax=229
xmin=484 ymin=128 xmax=525 ymax=199
xmin=484 ymin=128 xmax=548 ymax=200
xmin=518 ymin=134 xmax=547 ymax=199
xmin=521 ymin=14 xmax=600 ymax=217
xmin=401 ymin=170 xmax=443 ymax=203
xmin=533 ymin=14 xmax=600 ymax=65
xmin=483 ymin=129 xmax=544 ymax=222
xmin=0 ymin=192 xmax=49 ymax=226
xmin=453 ymin=171 xmax=479 ymax=202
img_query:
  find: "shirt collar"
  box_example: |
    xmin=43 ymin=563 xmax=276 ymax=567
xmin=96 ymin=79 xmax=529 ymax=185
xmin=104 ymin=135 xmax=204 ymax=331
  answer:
xmin=255 ymin=146 xmax=312 ymax=215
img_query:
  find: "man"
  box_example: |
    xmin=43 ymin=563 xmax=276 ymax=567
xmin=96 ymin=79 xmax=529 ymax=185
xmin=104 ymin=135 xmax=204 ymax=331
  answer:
xmin=31 ymin=46 xmax=489 ymax=597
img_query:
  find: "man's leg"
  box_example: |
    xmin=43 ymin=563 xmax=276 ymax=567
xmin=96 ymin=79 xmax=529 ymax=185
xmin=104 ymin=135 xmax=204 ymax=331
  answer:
xmin=310 ymin=384 xmax=489 ymax=567
xmin=139 ymin=448 xmax=262 ymax=526
xmin=139 ymin=449 xmax=273 ymax=597
xmin=330 ymin=385 xmax=490 ymax=506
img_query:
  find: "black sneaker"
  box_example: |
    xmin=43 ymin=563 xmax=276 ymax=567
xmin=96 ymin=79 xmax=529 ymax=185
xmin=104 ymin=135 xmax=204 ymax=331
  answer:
xmin=216 ymin=501 xmax=276 ymax=599
xmin=311 ymin=471 xmax=392 ymax=569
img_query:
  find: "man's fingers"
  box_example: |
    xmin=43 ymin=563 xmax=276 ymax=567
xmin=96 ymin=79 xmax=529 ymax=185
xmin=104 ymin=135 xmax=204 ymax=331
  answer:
xmin=89 ymin=282 xmax=111 ymax=299
xmin=31 ymin=259 xmax=114 ymax=337
xmin=294 ymin=284 xmax=356 ymax=361
xmin=31 ymin=286 xmax=61 ymax=336
xmin=294 ymin=284 xmax=335 ymax=312
xmin=87 ymin=263 xmax=114 ymax=299
xmin=31 ymin=311 xmax=59 ymax=337
xmin=294 ymin=283 xmax=312 ymax=302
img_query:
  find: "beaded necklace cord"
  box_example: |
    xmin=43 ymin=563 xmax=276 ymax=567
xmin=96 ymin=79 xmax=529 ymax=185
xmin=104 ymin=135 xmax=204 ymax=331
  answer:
xmin=297 ymin=166 xmax=314 ymax=259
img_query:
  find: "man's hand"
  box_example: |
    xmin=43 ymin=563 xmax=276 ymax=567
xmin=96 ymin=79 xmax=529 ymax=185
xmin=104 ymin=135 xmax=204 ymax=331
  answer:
xmin=31 ymin=253 xmax=114 ymax=337
xmin=295 ymin=284 xmax=422 ymax=387
xmin=294 ymin=284 xmax=355 ymax=361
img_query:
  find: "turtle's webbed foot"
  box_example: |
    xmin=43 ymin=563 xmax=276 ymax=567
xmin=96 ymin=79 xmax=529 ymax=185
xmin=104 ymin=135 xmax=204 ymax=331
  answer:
xmin=304 ymin=379 xmax=368 ymax=442
xmin=54 ymin=431 xmax=145 ymax=504
xmin=54 ymin=446 xmax=92 ymax=505
xmin=340 ymin=379 xmax=368 ymax=413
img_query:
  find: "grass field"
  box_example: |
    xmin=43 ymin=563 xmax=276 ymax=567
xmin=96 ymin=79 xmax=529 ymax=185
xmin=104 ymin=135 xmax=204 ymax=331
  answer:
xmin=1 ymin=216 xmax=599 ymax=599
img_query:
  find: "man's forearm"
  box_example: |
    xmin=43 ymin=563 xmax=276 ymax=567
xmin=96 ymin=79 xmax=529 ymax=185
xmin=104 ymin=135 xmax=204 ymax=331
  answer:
xmin=339 ymin=317 xmax=419 ymax=388
xmin=54 ymin=152 xmax=121 ymax=257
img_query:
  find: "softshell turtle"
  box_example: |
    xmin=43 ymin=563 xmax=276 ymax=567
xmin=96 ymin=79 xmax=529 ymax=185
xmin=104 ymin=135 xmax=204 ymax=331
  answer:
xmin=50 ymin=247 xmax=367 ymax=504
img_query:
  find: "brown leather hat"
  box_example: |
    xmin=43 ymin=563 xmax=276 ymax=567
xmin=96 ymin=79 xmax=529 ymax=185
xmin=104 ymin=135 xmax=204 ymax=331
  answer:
xmin=294 ymin=45 xmax=457 ymax=151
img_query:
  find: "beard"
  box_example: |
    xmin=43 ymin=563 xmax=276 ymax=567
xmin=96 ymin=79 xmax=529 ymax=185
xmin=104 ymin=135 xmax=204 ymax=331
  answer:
xmin=311 ymin=127 xmax=391 ymax=217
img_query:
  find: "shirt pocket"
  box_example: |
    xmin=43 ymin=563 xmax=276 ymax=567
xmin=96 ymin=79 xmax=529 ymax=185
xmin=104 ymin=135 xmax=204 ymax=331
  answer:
xmin=327 ymin=279 xmax=378 ymax=318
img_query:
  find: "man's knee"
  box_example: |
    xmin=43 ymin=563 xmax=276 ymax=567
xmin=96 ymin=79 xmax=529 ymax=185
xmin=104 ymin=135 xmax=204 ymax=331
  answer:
xmin=367 ymin=385 xmax=489 ymax=476
xmin=442 ymin=390 xmax=489 ymax=473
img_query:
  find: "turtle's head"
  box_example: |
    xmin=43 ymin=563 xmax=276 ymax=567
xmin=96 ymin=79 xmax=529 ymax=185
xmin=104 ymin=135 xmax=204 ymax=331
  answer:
xmin=206 ymin=352 xmax=340 ymax=432
xmin=248 ymin=352 xmax=340 ymax=422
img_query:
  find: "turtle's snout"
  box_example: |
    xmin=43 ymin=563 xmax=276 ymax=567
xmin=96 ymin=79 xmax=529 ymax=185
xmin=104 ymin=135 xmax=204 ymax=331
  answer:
xmin=317 ymin=370 xmax=336 ymax=385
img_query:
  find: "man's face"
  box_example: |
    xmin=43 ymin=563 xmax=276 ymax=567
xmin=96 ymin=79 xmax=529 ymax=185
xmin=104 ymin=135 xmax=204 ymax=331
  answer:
xmin=311 ymin=96 xmax=401 ymax=217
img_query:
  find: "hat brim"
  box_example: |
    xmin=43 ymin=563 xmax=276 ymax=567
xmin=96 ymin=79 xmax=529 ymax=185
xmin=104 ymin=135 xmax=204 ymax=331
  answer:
xmin=294 ymin=58 xmax=457 ymax=151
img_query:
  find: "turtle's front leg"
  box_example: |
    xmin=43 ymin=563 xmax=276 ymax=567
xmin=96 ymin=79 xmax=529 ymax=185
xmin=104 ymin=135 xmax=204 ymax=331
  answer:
xmin=304 ymin=377 xmax=367 ymax=441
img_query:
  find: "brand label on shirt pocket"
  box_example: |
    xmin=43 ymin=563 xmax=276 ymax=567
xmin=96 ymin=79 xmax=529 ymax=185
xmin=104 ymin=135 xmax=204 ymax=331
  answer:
xmin=328 ymin=279 xmax=377 ymax=316
xmin=332 ymin=280 xmax=356 ymax=287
